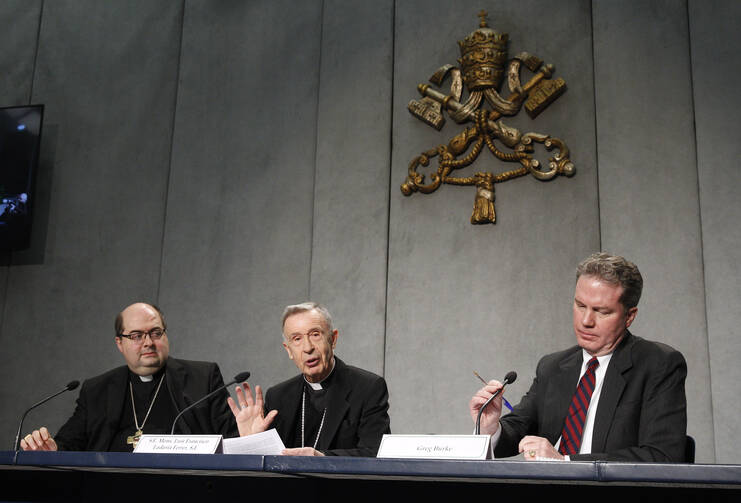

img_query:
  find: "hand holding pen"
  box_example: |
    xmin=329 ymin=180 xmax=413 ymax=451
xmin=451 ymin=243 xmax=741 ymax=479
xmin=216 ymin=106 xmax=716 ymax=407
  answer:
xmin=474 ymin=371 xmax=514 ymax=412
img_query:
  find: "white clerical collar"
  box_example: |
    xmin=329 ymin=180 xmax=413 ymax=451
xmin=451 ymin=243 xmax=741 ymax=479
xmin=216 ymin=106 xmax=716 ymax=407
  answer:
xmin=304 ymin=358 xmax=336 ymax=390
xmin=138 ymin=374 xmax=154 ymax=383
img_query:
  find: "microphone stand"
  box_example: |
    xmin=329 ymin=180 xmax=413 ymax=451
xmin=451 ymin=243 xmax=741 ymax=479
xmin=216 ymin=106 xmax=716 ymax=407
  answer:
xmin=170 ymin=372 xmax=250 ymax=435
xmin=13 ymin=381 xmax=79 ymax=464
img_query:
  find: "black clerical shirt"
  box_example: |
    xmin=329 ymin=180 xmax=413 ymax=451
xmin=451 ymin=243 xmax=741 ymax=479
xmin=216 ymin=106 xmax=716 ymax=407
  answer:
xmin=110 ymin=367 xmax=178 ymax=452
xmin=292 ymin=368 xmax=336 ymax=449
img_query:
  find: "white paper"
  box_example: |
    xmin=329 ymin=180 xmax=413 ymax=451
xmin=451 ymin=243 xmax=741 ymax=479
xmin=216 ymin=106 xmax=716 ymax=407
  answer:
xmin=221 ymin=428 xmax=286 ymax=455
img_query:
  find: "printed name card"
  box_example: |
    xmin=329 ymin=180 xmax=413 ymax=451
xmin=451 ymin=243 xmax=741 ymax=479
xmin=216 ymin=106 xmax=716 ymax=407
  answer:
xmin=377 ymin=434 xmax=491 ymax=460
xmin=134 ymin=435 xmax=223 ymax=454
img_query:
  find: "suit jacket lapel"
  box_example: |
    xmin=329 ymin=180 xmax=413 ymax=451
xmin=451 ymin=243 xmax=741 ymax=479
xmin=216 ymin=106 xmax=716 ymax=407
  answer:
xmin=278 ymin=377 xmax=303 ymax=445
xmin=317 ymin=359 xmax=350 ymax=451
xmin=591 ymin=332 xmax=634 ymax=452
xmin=166 ymin=358 xmax=194 ymax=434
xmin=106 ymin=367 xmax=128 ymax=425
xmin=543 ymin=349 xmax=582 ymax=443
xmin=101 ymin=366 xmax=129 ymax=449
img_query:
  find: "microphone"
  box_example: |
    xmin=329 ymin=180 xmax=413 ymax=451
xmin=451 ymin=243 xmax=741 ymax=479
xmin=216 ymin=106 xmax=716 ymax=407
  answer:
xmin=14 ymin=380 xmax=80 ymax=451
xmin=170 ymin=371 xmax=250 ymax=435
xmin=475 ymin=371 xmax=516 ymax=435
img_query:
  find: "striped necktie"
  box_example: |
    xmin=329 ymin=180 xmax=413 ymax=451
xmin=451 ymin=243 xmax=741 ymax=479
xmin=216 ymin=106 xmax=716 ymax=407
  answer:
xmin=558 ymin=357 xmax=599 ymax=455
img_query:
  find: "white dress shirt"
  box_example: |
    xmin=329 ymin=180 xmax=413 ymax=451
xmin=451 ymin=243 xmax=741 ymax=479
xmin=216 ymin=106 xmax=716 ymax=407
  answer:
xmin=490 ymin=349 xmax=613 ymax=459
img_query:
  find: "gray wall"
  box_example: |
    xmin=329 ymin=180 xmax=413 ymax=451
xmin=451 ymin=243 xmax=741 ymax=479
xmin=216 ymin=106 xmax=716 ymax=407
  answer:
xmin=0 ymin=0 xmax=738 ymax=464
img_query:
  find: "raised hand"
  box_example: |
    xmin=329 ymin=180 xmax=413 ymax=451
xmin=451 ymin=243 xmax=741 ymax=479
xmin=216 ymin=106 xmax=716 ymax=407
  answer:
xmin=227 ymin=382 xmax=278 ymax=437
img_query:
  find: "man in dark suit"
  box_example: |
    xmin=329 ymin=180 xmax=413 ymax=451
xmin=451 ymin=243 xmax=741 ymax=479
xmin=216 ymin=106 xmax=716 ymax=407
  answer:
xmin=20 ymin=302 xmax=237 ymax=451
xmin=470 ymin=253 xmax=687 ymax=462
xmin=229 ymin=302 xmax=390 ymax=456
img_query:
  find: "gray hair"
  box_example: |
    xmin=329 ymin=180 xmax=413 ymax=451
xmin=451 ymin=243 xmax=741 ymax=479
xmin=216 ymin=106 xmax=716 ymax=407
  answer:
xmin=281 ymin=302 xmax=334 ymax=335
xmin=576 ymin=252 xmax=643 ymax=310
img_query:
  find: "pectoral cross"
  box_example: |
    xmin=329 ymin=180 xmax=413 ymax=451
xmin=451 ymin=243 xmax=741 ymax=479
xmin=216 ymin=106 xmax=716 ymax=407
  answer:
xmin=126 ymin=429 xmax=143 ymax=449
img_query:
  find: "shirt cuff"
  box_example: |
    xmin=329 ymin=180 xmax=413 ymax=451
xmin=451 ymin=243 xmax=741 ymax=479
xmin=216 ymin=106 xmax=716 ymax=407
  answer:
xmin=489 ymin=423 xmax=502 ymax=459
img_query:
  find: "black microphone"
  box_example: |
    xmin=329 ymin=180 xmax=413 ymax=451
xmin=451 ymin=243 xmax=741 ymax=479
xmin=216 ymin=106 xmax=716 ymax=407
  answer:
xmin=475 ymin=371 xmax=517 ymax=435
xmin=14 ymin=380 xmax=80 ymax=451
xmin=170 ymin=371 xmax=250 ymax=435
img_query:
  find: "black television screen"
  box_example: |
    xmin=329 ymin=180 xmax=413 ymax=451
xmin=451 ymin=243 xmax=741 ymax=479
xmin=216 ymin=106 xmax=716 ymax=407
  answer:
xmin=0 ymin=104 xmax=43 ymax=250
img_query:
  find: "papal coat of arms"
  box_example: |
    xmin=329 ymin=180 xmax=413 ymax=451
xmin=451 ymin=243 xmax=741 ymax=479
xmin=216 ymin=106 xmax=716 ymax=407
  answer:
xmin=401 ymin=11 xmax=575 ymax=224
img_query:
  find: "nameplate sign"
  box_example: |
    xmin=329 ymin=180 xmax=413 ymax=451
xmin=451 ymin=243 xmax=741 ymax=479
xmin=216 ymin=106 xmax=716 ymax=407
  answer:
xmin=134 ymin=435 xmax=223 ymax=454
xmin=377 ymin=434 xmax=491 ymax=460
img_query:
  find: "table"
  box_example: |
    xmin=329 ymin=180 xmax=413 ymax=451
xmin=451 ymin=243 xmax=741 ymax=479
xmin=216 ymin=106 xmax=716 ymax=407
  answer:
xmin=2 ymin=450 xmax=739 ymax=502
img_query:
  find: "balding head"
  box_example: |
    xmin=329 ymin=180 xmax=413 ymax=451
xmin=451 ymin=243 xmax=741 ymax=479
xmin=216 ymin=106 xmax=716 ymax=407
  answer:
xmin=115 ymin=303 xmax=167 ymax=337
xmin=114 ymin=302 xmax=170 ymax=375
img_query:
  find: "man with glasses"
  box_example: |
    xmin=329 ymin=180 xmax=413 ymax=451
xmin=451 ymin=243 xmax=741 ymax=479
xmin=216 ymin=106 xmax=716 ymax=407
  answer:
xmin=20 ymin=302 xmax=237 ymax=451
xmin=229 ymin=302 xmax=390 ymax=456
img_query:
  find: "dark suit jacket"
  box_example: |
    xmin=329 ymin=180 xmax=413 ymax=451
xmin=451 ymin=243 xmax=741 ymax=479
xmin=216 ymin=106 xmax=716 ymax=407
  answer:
xmin=264 ymin=357 xmax=390 ymax=457
xmin=495 ymin=332 xmax=687 ymax=462
xmin=55 ymin=358 xmax=237 ymax=451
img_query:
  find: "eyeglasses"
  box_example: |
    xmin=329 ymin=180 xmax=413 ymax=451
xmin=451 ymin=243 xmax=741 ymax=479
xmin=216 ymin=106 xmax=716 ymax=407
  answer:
xmin=118 ymin=328 xmax=166 ymax=343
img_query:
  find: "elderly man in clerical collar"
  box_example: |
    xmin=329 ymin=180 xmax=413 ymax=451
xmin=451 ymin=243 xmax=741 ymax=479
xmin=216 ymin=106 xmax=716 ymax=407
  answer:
xmin=230 ymin=302 xmax=390 ymax=456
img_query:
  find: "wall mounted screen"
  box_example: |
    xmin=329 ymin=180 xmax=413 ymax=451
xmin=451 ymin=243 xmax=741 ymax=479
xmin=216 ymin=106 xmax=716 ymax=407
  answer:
xmin=0 ymin=104 xmax=44 ymax=250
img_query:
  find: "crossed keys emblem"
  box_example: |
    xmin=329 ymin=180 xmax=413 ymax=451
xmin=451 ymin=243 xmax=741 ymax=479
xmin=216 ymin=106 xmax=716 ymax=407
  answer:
xmin=401 ymin=11 xmax=575 ymax=224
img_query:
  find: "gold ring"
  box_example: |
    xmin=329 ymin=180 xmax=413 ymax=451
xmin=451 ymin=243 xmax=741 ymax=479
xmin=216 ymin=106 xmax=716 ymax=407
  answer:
xmin=529 ymin=450 xmax=536 ymax=457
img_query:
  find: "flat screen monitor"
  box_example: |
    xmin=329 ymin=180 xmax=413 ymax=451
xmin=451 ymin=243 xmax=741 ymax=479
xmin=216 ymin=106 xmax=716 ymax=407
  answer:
xmin=0 ymin=104 xmax=44 ymax=250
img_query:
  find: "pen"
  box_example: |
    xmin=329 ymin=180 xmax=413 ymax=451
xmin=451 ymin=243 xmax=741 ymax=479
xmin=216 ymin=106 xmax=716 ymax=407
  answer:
xmin=473 ymin=371 xmax=514 ymax=412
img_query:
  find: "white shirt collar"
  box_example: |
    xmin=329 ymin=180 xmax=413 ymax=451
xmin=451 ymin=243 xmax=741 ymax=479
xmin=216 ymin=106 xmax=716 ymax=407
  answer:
xmin=304 ymin=358 xmax=336 ymax=390
xmin=582 ymin=349 xmax=613 ymax=370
